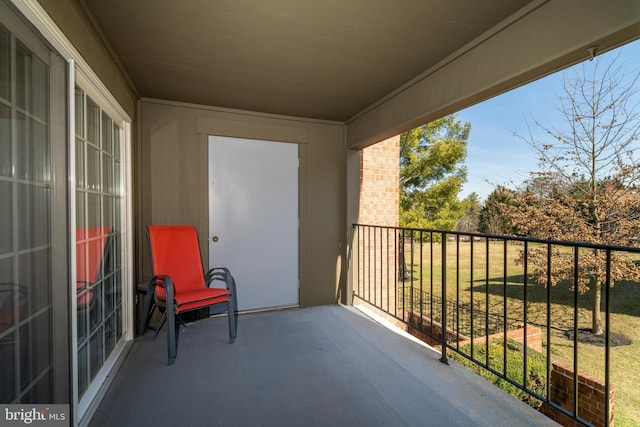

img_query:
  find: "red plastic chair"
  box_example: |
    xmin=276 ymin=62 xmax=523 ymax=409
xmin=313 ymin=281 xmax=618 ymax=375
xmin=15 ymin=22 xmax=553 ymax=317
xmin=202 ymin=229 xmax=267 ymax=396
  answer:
xmin=76 ymin=227 xmax=113 ymax=315
xmin=138 ymin=225 xmax=237 ymax=365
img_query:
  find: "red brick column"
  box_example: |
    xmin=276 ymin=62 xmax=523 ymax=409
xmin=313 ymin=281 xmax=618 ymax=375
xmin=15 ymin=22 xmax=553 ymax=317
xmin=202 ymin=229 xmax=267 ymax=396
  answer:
xmin=359 ymin=136 xmax=399 ymax=227
xmin=357 ymin=136 xmax=400 ymax=312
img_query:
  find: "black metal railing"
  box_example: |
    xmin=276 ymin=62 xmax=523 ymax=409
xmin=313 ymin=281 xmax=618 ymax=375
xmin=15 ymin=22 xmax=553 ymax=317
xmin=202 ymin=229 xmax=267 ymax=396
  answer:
xmin=402 ymin=286 xmax=519 ymax=338
xmin=353 ymin=224 xmax=640 ymax=427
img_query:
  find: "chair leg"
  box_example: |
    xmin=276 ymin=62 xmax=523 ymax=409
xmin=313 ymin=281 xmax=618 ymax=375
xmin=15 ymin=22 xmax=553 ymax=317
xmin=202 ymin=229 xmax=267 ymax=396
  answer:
xmin=176 ymin=314 xmax=188 ymax=328
xmin=167 ymin=311 xmax=177 ymax=365
xmin=138 ymin=286 xmax=155 ymax=337
xmin=228 ymin=298 xmax=237 ymax=344
xmin=154 ymin=312 xmax=190 ymax=340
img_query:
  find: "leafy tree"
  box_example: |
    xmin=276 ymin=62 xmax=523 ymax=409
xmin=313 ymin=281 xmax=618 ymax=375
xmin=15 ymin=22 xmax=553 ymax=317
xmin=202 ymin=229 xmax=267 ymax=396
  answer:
xmin=479 ymin=186 xmax=516 ymax=235
xmin=400 ymin=115 xmax=471 ymax=231
xmin=501 ymin=51 xmax=640 ymax=335
xmin=455 ymin=192 xmax=481 ymax=233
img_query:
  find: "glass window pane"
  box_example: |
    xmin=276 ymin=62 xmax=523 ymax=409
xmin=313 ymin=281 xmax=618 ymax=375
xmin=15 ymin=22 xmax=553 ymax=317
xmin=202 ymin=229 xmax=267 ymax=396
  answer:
xmin=76 ymin=139 xmax=85 ymax=189
xmin=104 ymin=314 xmax=115 ymax=358
xmin=75 ymin=88 xmax=84 ymax=138
xmin=19 ymin=312 xmax=51 ymax=392
xmin=19 ymin=248 xmax=51 ymax=317
xmin=115 ymin=302 xmax=122 ymax=341
xmin=86 ymin=145 xmax=100 ymax=191
xmin=0 ymin=104 xmax=10 ymax=177
xmin=103 ymin=196 xmax=113 ymax=237
xmin=76 ymin=241 xmax=89 ymax=344
xmin=87 ymin=193 xmax=101 ymax=228
xmin=102 ymin=155 xmax=112 ymax=194
xmin=114 ymin=228 xmax=121 ymax=269
xmin=89 ymin=326 xmax=104 ymax=381
xmin=0 ymin=25 xmax=10 ymax=101
xmin=113 ymin=160 xmax=121 ymax=196
xmin=76 ymin=191 xmax=86 ymax=233
xmin=86 ymin=98 xmax=99 ymax=148
xmin=17 ymin=183 xmax=50 ymax=250
xmin=105 ymin=275 xmax=115 ymax=316
xmin=30 ymin=56 xmax=48 ymax=122
xmin=77 ymin=344 xmax=88 ymax=398
xmin=15 ymin=40 xmax=30 ymax=111
xmin=0 ymin=332 xmax=16 ymax=402
xmin=113 ymin=125 xmax=120 ymax=160
xmin=15 ymin=111 xmax=27 ymax=180
xmin=15 ymin=116 xmax=49 ymax=183
xmin=114 ymin=270 xmax=121 ymax=316
xmin=114 ymin=197 xmax=121 ymax=235
xmin=102 ymin=112 xmax=112 ymax=155
xmin=22 ymin=373 xmax=51 ymax=404
xmin=32 ymin=119 xmax=49 ymax=183
xmin=0 ymin=181 xmax=11 ymax=255
xmin=0 ymin=282 xmax=22 ymax=334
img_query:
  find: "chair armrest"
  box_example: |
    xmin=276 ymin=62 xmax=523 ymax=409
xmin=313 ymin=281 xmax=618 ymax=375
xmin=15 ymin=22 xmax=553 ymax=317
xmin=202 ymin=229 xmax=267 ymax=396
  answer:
xmin=137 ymin=275 xmax=175 ymax=337
xmin=205 ymin=267 xmax=237 ymax=303
xmin=205 ymin=267 xmax=231 ymax=288
xmin=148 ymin=275 xmax=175 ymax=302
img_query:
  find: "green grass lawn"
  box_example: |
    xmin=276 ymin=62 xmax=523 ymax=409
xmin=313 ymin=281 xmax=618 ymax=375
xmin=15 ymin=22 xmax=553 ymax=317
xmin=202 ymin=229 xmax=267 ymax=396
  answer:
xmin=401 ymin=240 xmax=640 ymax=426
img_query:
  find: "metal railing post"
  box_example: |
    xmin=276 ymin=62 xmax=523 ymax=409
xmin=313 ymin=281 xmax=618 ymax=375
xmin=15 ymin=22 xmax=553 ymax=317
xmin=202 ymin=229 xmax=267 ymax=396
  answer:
xmin=440 ymin=231 xmax=448 ymax=364
xmin=605 ymin=249 xmax=611 ymax=427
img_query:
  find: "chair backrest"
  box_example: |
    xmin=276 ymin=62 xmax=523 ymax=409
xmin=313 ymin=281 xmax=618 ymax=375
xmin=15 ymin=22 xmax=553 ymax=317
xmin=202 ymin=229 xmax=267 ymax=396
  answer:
xmin=76 ymin=226 xmax=113 ymax=284
xmin=147 ymin=225 xmax=206 ymax=294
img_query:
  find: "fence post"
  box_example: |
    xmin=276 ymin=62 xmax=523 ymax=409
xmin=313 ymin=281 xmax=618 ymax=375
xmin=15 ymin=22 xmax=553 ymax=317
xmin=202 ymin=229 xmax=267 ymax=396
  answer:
xmin=440 ymin=232 xmax=448 ymax=365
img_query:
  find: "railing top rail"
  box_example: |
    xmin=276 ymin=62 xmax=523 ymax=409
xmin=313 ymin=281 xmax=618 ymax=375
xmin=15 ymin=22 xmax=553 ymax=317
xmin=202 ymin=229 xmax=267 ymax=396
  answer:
xmin=353 ymin=223 xmax=640 ymax=254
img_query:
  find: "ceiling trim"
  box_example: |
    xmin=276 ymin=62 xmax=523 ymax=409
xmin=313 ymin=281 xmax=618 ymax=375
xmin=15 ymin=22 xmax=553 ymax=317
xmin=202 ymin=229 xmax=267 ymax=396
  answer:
xmin=142 ymin=97 xmax=345 ymax=127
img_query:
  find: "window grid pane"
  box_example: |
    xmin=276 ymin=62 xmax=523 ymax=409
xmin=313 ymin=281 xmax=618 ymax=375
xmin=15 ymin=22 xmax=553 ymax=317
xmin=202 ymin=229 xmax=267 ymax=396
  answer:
xmin=75 ymin=86 xmax=125 ymax=401
xmin=0 ymin=22 xmax=53 ymax=404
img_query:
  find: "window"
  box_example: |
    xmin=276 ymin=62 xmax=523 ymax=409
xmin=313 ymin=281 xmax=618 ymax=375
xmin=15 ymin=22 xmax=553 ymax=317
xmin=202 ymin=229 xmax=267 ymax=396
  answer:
xmin=0 ymin=18 xmax=59 ymax=403
xmin=0 ymin=0 xmax=132 ymax=418
xmin=74 ymin=86 xmax=125 ymax=399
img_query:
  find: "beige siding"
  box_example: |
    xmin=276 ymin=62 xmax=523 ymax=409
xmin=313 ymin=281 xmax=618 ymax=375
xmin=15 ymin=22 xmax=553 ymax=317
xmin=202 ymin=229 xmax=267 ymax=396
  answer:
xmin=139 ymin=99 xmax=345 ymax=307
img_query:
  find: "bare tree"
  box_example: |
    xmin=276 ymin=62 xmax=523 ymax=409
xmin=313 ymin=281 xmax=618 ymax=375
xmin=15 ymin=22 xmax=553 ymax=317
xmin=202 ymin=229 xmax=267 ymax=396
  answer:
xmin=503 ymin=49 xmax=640 ymax=335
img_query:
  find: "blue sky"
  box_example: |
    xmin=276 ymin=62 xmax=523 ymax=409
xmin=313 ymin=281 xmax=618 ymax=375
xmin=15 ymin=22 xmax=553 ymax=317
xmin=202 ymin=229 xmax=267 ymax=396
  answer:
xmin=457 ymin=38 xmax=640 ymax=201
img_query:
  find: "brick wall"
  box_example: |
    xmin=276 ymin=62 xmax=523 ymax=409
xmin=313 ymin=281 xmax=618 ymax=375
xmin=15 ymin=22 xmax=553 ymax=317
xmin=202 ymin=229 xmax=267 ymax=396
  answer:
xmin=539 ymin=361 xmax=615 ymax=427
xmin=356 ymin=136 xmax=400 ymax=311
xmin=358 ymin=136 xmax=399 ymax=226
xmin=406 ymin=312 xmax=543 ymax=353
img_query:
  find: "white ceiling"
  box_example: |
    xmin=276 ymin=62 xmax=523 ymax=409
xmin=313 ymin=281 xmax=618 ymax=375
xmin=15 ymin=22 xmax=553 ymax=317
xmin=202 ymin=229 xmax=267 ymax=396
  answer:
xmin=83 ymin=0 xmax=535 ymax=121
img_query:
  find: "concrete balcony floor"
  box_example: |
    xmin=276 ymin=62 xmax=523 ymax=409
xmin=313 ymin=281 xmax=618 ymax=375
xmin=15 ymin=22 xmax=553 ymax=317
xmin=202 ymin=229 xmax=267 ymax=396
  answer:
xmin=89 ymin=304 xmax=558 ymax=426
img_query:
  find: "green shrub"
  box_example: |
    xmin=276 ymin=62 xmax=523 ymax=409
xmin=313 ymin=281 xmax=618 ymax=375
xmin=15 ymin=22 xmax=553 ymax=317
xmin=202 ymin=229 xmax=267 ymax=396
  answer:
xmin=450 ymin=339 xmax=547 ymax=409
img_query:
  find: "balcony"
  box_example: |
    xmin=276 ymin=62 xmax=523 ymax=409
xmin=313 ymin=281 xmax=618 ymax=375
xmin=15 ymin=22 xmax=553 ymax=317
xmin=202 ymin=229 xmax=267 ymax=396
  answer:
xmin=88 ymin=304 xmax=556 ymax=426
xmin=87 ymin=221 xmax=639 ymax=427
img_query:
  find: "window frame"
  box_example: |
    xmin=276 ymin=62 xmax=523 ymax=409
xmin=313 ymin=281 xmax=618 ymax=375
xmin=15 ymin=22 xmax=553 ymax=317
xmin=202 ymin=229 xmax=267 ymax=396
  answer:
xmin=7 ymin=0 xmax=134 ymax=423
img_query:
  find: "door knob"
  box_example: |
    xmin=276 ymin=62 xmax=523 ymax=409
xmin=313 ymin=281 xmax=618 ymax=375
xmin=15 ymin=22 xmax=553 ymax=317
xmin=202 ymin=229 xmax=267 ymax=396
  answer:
xmin=212 ymin=236 xmax=219 ymax=243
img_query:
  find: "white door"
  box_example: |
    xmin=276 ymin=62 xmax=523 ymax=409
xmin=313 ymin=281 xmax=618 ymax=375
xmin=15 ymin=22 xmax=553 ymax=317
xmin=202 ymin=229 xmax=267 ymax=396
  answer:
xmin=208 ymin=136 xmax=299 ymax=311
